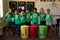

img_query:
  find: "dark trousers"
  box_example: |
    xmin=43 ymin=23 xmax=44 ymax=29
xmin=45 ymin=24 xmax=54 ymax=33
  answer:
xmin=11 ymin=22 xmax=15 ymax=28
xmin=6 ymin=21 xmax=11 ymax=33
xmin=15 ymin=24 xmax=20 ymax=35
xmin=20 ymin=23 xmax=25 ymax=26
xmin=11 ymin=22 xmax=15 ymax=34
xmin=40 ymin=21 xmax=46 ymax=25
xmin=25 ymin=22 xmax=31 ymax=26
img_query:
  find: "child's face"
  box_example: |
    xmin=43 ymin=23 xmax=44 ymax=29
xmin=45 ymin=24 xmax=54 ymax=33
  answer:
xmin=15 ymin=10 xmax=18 ymax=14
xmin=9 ymin=8 xmax=12 ymax=13
xmin=47 ymin=9 xmax=50 ymax=13
xmin=33 ymin=9 xmax=37 ymax=13
xmin=40 ymin=8 xmax=44 ymax=13
xmin=26 ymin=10 xmax=29 ymax=13
xmin=20 ymin=11 xmax=24 ymax=16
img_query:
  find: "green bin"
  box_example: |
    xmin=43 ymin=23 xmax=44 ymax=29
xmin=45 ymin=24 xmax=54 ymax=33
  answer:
xmin=39 ymin=25 xmax=47 ymax=39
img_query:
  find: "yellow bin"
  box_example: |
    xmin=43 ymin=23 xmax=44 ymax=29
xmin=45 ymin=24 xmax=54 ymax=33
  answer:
xmin=21 ymin=25 xmax=29 ymax=38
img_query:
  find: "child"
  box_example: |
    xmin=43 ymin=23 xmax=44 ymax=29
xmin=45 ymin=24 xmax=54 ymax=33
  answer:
xmin=25 ymin=9 xmax=31 ymax=25
xmin=14 ymin=10 xmax=20 ymax=36
xmin=39 ymin=8 xmax=46 ymax=25
xmin=46 ymin=9 xmax=52 ymax=37
xmin=10 ymin=12 xmax=15 ymax=35
xmin=5 ymin=8 xmax=12 ymax=36
xmin=31 ymin=8 xmax=39 ymax=25
xmin=19 ymin=10 xmax=25 ymax=26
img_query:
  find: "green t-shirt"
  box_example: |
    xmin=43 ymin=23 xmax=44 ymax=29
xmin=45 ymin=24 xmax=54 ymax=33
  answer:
xmin=11 ymin=14 xmax=15 ymax=22
xmin=20 ymin=16 xmax=25 ymax=23
xmin=39 ymin=13 xmax=46 ymax=21
xmin=6 ymin=13 xmax=11 ymax=22
xmin=45 ymin=13 xmax=52 ymax=22
xmin=30 ymin=12 xmax=39 ymax=16
xmin=32 ymin=13 xmax=39 ymax=23
xmin=30 ymin=11 xmax=33 ymax=15
xmin=11 ymin=18 xmax=14 ymax=22
xmin=15 ymin=14 xmax=20 ymax=24
xmin=25 ymin=13 xmax=31 ymax=22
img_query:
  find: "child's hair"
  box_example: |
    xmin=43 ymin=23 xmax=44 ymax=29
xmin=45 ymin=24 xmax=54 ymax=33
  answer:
xmin=15 ymin=10 xmax=18 ymax=11
xmin=20 ymin=10 xmax=24 ymax=16
xmin=40 ymin=8 xmax=45 ymax=13
xmin=40 ymin=8 xmax=44 ymax=11
xmin=47 ymin=9 xmax=50 ymax=13
xmin=47 ymin=9 xmax=50 ymax=11
xmin=8 ymin=8 xmax=12 ymax=12
xmin=33 ymin=8 xmax=37 ymax=11
xmin=9 ymin=8 xmax=12 ymax=9
xmin=21 ymin=10 xmax=24 ymax=13
xmin=26 ymin=9 xmax=30 ymax=12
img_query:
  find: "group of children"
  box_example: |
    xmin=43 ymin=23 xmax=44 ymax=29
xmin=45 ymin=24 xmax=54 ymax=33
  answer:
xmin=5 ymin=8 xmax=52 ymax=36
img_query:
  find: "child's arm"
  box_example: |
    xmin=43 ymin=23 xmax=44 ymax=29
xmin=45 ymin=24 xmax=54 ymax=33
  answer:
xmin=5 ymin=13 xmax=8 ymax=18
xmin=51 ymin=15 xmax=53 ymax=25
xmin=37 ymin=12 xmax=40 ymax=16
xmin=30 ymin=16 xmax=32 ymax=21
xmin=30 ymin=12 xmax=33 ymax=20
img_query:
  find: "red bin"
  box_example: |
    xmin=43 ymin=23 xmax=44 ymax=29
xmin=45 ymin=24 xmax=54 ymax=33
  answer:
xmin=30 ymin=24 xmax=38 ymax=38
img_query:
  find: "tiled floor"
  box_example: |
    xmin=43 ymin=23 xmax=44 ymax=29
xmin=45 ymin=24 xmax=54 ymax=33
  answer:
xmin=0 ymin=28 xmax=60 ymax=40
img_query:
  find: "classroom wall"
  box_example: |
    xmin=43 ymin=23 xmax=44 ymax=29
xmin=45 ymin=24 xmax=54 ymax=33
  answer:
xmin=35 ymin=1 xmax=60 ymax=24
xmin=8 ymin=0 xmax=60 ymax=24
xmin=9 ymin=0 xmax=35 ymax=1
xmin=1 ymin=0 xmax=60 ymax=26
xmin=8 ymin=0 xmax=36 ymax=7
xmin=0 ymin=0 xmax=8 ymax=27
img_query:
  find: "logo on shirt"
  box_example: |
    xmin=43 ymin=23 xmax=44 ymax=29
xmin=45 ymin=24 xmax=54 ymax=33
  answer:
xmin=20 ymin=17 xmax=24 ymax=20
xmin=33 ymin=14 xmax=37 ymax=18
xmin=46 ymin=15 xmax=50 ymax=18
xmin=27 ymin=14 xmax=30 ymax=18
xmin=15 ymin=15 xmax=18 ymax=19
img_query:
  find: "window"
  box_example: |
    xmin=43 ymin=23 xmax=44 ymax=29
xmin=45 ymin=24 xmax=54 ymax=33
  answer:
xmin=9 ymin=1 xmax=17 ymax=12
xmin=9 ymin=1 xmax=35 ymax=12
xmin=0 ymin=0 xmax=3 ymax=18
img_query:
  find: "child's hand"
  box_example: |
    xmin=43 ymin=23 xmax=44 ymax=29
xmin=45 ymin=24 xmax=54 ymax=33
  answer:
xmin=31 ymin=16 xmax=32 ymax=20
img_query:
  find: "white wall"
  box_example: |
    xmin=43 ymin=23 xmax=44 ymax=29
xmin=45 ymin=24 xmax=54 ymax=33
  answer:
xmin=8 ymin=0 xmax=60 ymax=24
xmin=0 ymin=0 xmax=8 ymax=27
xmin=35 ymin=1 xmax=60 ymax=24
xmin=0 ymin=0 xmax=3 ymax=18
xmin=36 ymin=1 xmax=60 ymax=15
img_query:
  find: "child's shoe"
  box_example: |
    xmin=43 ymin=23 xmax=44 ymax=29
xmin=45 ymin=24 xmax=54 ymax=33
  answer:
xmin=6 ymin=32 xmax=9 ymax=36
